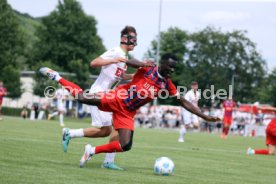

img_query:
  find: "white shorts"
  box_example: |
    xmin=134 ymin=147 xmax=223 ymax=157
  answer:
xmin=183 ymin=111 xmax=199 ymax=125
xmin=90 ymin=106 xmax=112 ymax=127
xmin=57 ymin=103 xmax=66 ymax=112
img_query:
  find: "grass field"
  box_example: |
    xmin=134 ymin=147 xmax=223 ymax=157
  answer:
xmin=1 ymin=116 xmax=275 ymax=184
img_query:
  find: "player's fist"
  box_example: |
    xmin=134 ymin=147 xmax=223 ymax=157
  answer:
xmin=143 ymin=60 xmax=156 ymax=67
xmin=205 ymin=116 xmax=221 ymax=122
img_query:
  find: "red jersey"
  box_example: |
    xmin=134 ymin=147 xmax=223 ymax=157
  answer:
xmin=0 ymin=87 xmax=7 ymax=100
xmin=266 ymin=118 xmax=276 ymax=145
xmin=117 ymin=66 xmax=178 ymax=111
xmin=223 ymin=100 xmax=236 ymax=117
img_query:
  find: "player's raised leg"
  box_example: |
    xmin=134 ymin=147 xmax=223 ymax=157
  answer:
xmin=48 ymin=111 xmax=58 ymax=120
xmin=39 ymin=67 xmax=82 ymax=97
xmin=39 ymin=67 xmax=100 ymax=106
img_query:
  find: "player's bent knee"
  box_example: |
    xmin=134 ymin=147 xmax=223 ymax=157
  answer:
xmin=101 ymin=126 xmax=112 ymax=136
xmin=121 ymin=141 xmax=133 ymax=152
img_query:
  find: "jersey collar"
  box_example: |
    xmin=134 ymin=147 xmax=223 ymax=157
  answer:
xmin=119 ymin=46 xmax=128 ymax=56
xmin=156 ymin=68 xmax=165 ymax=79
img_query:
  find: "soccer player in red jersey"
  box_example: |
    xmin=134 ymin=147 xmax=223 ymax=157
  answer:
xmin=39 ymin=53 xmax=220 ymax=167
xmin=0 ymin=81 xmax=7 ymax=120
xmin=221 ymin=96 xmax=236 ymax=139
xmin=247 ymin=106 xmax=276 ymax=155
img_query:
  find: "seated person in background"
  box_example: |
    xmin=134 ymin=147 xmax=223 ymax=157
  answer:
xmin=21 ymin=105 xmax=28 ymax=119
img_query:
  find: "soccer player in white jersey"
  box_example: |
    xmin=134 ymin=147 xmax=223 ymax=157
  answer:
xmin=61 ymin=26 xmax=138 ymax=170
xmin=178 ymin=81 xmax=201 ymax=142
xmin=48 ymin=87 xmax=69 ymax=127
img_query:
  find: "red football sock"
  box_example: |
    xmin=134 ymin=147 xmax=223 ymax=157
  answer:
xmin=222 ymin=127 xmax=226 ymax=134
xmin=224 ymin=127 xmax=229 ymax=136
xmin=254 ymin=149 xmax=269 ymax=155
xmin=59 ymin=78 xmax=83 ymax=97
xmin=222 ymin=127 xmax=227 ymax=135
xmin=95 ymin=141 xmax=123 ymax=154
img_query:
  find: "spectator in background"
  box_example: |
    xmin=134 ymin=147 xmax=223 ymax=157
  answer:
xmin=32 ymin=103 xmax=40 ymax=119
xmin=0 ymin=81 xmax=7 ymax=120
xmin=200 ymin=107 xmax=210 ymax=132
xmin=165 ymin=110 xmax=177 ymax=128
xmin=138 ymin=105 xmax=149 ymax=127
xmin=214 ymin=108 xmax=223 ymax=133
xmin=21 ymin=105 xmax=28 ymax=119
xmin=255 ymin=110 xmax=264 ymax=125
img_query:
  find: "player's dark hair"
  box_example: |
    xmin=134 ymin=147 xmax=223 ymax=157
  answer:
xmin=121 ymin=25 xmax=137 ymax=37
xmin=160 ymin=53 xmax=178 ymax=64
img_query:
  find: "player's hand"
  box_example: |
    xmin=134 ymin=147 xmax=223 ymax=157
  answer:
xmin=204 ymin=116 xmax=221 ymax=122
xmin=143 ymin=60 xmax=156 ymax=67
xmin=113 ymin=57 xmax=128 ymax=63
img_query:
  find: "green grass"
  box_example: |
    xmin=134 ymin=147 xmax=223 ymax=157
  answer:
xmin=0 ymin=116 xmax=275 ymax=184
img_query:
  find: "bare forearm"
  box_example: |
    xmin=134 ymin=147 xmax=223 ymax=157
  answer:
xmin=126 ymin=58 xmax=144 ymax=68
xmin=179 ymin=97 xmax=208 ymax=120
xmin=90 ymin=57 xmax=116 ymax=68
xmin=259 ymin=106 xmax=276 ymax=111
xmin=126 ymin=58 xmax=156 ymax=68
xmin=122 ymin=73 xmax=134 ymax=80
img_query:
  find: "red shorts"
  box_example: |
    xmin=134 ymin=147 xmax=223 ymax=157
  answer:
xmin=266 ymin=119 xmax=276 ymax=145
xmin=223 ymin=116 xmax=232 ymax=125
xmin=98 ymin=90 xmax=136 ymax=131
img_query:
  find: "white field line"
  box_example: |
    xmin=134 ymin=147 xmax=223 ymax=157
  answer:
xmin=0 ymin=137 xmax=245 ymax=154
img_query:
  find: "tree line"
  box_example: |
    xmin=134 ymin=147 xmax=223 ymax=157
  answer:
xmin=0 ymin=0 xmax=275 ymax=106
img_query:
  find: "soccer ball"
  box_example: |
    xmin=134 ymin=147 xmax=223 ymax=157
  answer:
xmin=154 ymin=157 xmax=174 ymax=176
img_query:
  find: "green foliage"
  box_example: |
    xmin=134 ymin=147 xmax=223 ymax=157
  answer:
xmin=31 ymin=61 xmax=61 ymax=97
xmin=258 ymin=68 xmax=276 ymax=106
xmin=0 ymin=65 xmax=22 ymax=98
xmin=1 ymin=107 xmax=28 ymax=117
xmin=146 ymin=27 xmax=189 ymax=61
xmin=14 ymin=10 xmax=42 ymax=66
xmin=0 ymin=0 xmax=25 ymax=98
xmin=188 ymin=27 xmax=266 ymax=105
xmin=29 ymin=0 xmax=105 ymax=93
xmin=148 ymin=26 xmax=267 ymax=106
xmin=0 ymin=0 xmax=25 ymax=68
xmin=67 ymin=59 xmax=93 ymax=89
xmin=32 ymin=0 xmax=105 ymax=73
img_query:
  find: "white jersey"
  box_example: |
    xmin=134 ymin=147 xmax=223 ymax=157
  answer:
xmin=89 ymin=46 xmax=128 ymax=127
xmin=56 ymin=88 xmax=69 ymax=104
xmin=185 ymin=90 xmax=200 ymax=107
xmin=182 ymin=89 xmax=201 ymax=124
xmin=55 ymin=88 xmax=69 ymax=111
xmin=90 ymin=46 xmax=128 ymax=93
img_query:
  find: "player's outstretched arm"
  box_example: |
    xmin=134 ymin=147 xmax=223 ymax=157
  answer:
xmin=126 ymin=58 xmax=156 ymax=68
xmin=258 ymin=106 xmax=276 ymax=112
xmin=90 ymin=57 xmax=127 ymax=68
xmin=121 ymin=73 xmax=135 ymax=80
xmin=177 ymin=95 xmax=220 ymax=122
